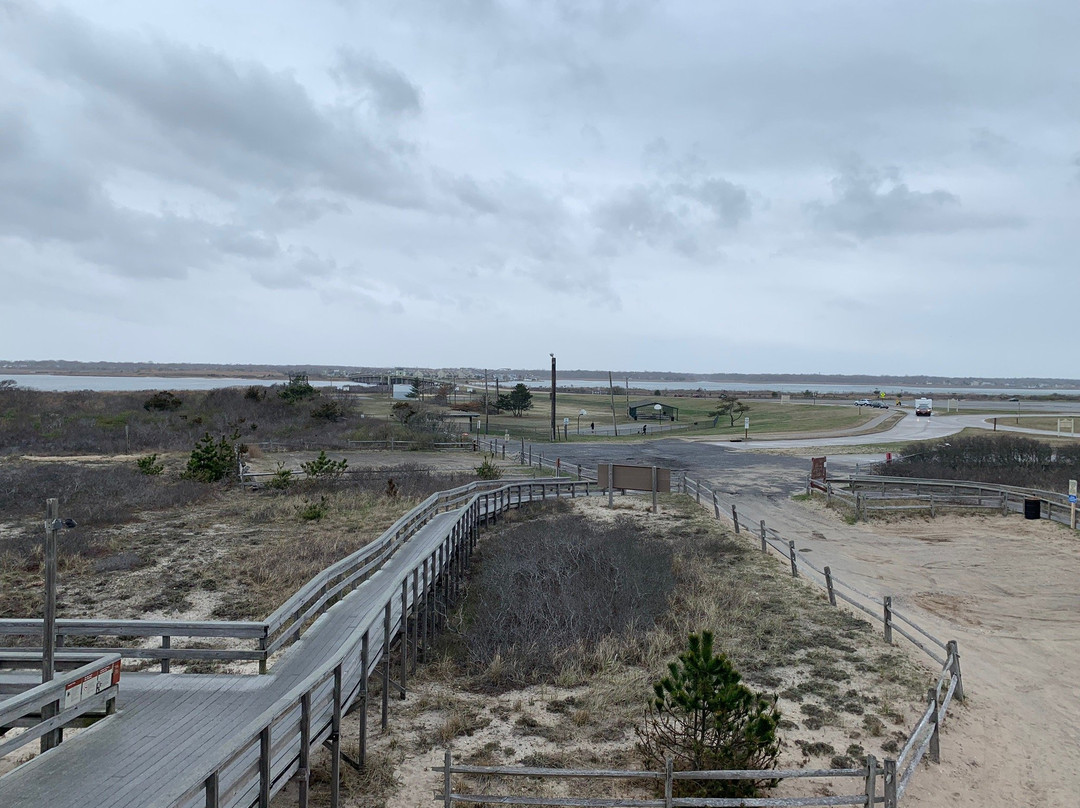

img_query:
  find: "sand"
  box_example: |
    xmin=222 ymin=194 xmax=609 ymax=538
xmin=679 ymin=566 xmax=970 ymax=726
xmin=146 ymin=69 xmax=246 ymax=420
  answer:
xmin=735 ymin=494 xmax=1080 ymax=808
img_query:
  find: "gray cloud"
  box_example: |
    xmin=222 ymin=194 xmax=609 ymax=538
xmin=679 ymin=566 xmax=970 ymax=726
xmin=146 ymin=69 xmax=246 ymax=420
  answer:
xmin=807 ymin=161 xmax=1021 ymax=239
xmin=0 ymin=0 xmax=1076 ymax=373
xmin=332 ymin=48 xmax=422 ymax=117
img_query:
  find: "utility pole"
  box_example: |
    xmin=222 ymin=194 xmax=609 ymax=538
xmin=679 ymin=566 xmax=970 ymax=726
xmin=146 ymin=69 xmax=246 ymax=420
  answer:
xmin=550 ymin=354 xmax=557 ymax=442
xmin=484 ymin=369 xmax=489 ymax=436
xmin=608 ymin=371 xmax=619 ymax=437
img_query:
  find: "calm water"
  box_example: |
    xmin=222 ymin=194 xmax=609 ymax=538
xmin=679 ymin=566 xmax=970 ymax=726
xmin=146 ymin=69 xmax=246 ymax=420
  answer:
xmin=3 ymin=373 xmax=1077 ymax=398
xmin=0 ymin=374 xmax=339 ymax=392
xmin=524 ymin=378 xmax=1080 ymax=397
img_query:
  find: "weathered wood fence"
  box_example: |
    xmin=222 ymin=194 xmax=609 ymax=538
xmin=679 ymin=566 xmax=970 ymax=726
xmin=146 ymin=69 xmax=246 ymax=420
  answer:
xmin=467 ymin=444 xmax=965 ymax=807
xmin=0 ymin=653 xmax=119 ymax=759
xmin=813 ymin=474 xmax=1077 ymax=528
xmin=0 ymin=480 xmax=586 ymax=677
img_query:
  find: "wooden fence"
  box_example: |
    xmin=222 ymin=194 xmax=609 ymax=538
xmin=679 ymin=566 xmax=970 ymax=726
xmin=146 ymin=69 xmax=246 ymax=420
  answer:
xmin=0 ymin=481 xmax=588 ymax=677
xmin=814 ymin=475 xmax=1078 ymax=528
xmin=462 ymin=445 xmax=965 ymax=807
xmin=0 ymin=652 xmax=120 ymax=759
xmin=166 ymin=477 xmax=588 ymax=808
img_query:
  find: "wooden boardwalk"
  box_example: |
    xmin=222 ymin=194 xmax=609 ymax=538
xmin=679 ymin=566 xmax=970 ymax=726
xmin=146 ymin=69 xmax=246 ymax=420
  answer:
xmin=0 ymin=508 xmax=465 ymax=808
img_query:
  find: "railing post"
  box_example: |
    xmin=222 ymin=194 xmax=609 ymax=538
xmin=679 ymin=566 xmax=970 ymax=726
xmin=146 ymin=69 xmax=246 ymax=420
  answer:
xmin=855 ymin=492 xmax=862 ymax=522
xmin=927 ymin=688 xmax=940 ymax=763
xmin=664 ymin=757 xmax=673 ymax=808
xmin=947 ymin=639 xmax=965 ymax=701
xmin=883 ymin=596 xmax=893 ymax=644
xmin=161 ymin=635 xmax=170 ymax=674
xmin=883 ymin=758 xmax=897 ymax=808
xmin=331 ymin=664 xmax=342 ymax=808
xmin=712 ymin=492 xmax=719 ymax=519
xmin=759 ymin=520 xmax=767 ymax=553
xmin=382 ymin=601 xmax=391 ymax=729
xmin=444 ymin=748 xmax=453 ymax=808
xmin=788 ymin=540 xmax=798 ymax=577
xmin=420 ymin=558 xmax=429 ymax=662
xmin=864 ymin=755 xmax=877 ymax=807
xmin=259 ymin=633 xmax=268 ymax=675
xmin=731 ymin=504 xmax=740 ymax=533
xmin=205 ymin=772 xmax=219 ymax=808
xmin=257 ymin=724 xmax=272 ymax=807
xmin=411 ymin=567 xmax=419 ymax=673
xmin=400 ymin=579 xmax=408 ymax=699
xmin=824 ymin=566 xmax=836 ymax=606
xmin=299 ymin=691 xmax=311 ymax=807
xmin=359 ymin=631 xmax=369 ymax=768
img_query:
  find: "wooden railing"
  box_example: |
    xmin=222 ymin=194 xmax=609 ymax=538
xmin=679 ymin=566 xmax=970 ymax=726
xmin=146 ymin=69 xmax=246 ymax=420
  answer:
xmin=436 ymin=750 xmax=883 ymax=808
xmin=818 ymin=475 xmax=1077 ymax=528
xmin=0 ymin=479 xmax=581 ymax=677
xmin=167 ymin=477 xmax=588 ymax=808
xmin=0 ymin=653 xmax=120 ymax=759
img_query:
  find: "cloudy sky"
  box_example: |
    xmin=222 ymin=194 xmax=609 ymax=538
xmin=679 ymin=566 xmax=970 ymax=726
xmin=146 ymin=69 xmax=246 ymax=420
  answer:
xmin=1 ymin=1 xmax=1076 ymax=376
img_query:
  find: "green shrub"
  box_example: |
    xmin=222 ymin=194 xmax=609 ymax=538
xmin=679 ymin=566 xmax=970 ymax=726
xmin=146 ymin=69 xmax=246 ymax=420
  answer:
xmin=298 ymin=496 xmax=328 ymax=521
xmin=280 ymin=373 xmax=318 ymax=404
xmin=144 ymin=391 xmax=183 ymax=412
xmin=182 ymin=433 xmax=237 ymax=482
xmin=310 ymin=400 xmax=347 ymax=422
xmin=637 ymin=631 xmax=781 ymax=799
xmin=265 ymin=462 xmax=293 ymax=490
xmin=136 ymin=454 xmax=164 ymax=476
xmin=300 ymin=450 xmax=347 ymax=478
xmin=475 ymin=455 xmax=502 ymax=480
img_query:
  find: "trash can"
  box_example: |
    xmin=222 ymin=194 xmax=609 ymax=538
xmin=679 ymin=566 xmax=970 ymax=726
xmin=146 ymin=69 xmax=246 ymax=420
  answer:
xmin=1024 ymin=498 xmax=1042 ymax=519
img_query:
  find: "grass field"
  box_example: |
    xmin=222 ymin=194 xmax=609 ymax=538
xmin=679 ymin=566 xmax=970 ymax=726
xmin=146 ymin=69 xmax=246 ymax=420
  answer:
xmin=352 ymin=392 xmax=879 ymax=442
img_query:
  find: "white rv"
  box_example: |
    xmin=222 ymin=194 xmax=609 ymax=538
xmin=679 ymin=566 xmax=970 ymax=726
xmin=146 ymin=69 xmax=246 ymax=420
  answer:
xmin=915 ymin=398 xmax=933 ymax=416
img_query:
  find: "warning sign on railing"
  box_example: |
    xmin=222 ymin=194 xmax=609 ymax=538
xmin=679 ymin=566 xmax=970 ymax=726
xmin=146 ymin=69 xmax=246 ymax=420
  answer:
xmin=63 ymin=660 xmax=120 ymax=710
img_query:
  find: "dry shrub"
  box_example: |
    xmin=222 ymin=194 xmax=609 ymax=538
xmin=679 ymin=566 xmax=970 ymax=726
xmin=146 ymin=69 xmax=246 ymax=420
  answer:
xmin=458 ymin=512 xmax=675 ymax=688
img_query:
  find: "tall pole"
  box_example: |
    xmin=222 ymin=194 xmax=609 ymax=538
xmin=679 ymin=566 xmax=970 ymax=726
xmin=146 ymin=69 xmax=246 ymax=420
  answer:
xmin=550 ymin=355 xmax=557 ymax=442
xmin=608 ymin=371 xmax=619 ymax=437
xmin=484 ymin=369 xmax=489 ymax=436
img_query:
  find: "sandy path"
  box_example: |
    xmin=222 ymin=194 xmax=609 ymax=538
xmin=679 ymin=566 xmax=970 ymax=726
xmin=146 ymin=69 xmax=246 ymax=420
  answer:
xmin=729 ymin=492 xmax=1080 ymax=808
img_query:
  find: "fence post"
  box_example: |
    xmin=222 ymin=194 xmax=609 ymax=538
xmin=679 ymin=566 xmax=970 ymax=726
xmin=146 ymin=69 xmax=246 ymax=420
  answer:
xmin=759 ymin=520 xmax=767 ymax=553
xmin=400 ymin=580 xmax=408 ymax=699
xmin=788 ymin=540 xmax=798 ymax=577
xmin=259 ymin=726 xmax=271 ymax=808
xmin=883 ymin=758 xmax=897 ymax=808
xmin=947 ymin=640 xmax=965 ymax=701
xmin=927 ymin=688 xmax=940 ymax=764
xmin=382 ymin=601 xmax=391 ymax=729
xmin=1001 ymin=491 xmax=1008 ymax=516
xmin=864 ymin=754 xmax=877 ymax=808
xmin=855 ymin=492 xmax=862 ymax=522
xmin=731 ymin=505 xmax=740 ymax=533
xmin=664 ymin=757 xmax=673 ymax=808
xmin=444 ymin=748 xmax=453 ymax=808
xmin=930 ymin=493 xmax=935 ymax=518
xmin=161 ymin=635 xmax=170 ymax=674
xmin=824 ymin=566 xmax=836 ymax=606
xmin=359 ymin=632 xmax=369 ymax=768
xmin=330 ymin=665 xmax=342 ymax=808
xmin=883 ymin=596 xmax=893 ymax=644
xmin=826 ymin=482 xmax=832 ymax=505
xmin=712 ymin=493 xmax=719 ymax=519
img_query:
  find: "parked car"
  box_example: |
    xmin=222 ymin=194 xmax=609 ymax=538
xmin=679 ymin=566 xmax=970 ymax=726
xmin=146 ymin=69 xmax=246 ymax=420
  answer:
xmin=870 ymin=401 xmax=889 ymax=409
xmin=854 ymin=399 xmax=871 ymax=406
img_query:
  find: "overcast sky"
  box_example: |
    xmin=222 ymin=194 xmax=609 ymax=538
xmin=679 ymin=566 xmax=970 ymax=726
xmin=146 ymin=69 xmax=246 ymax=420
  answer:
xmin=1 ymin=1 xmax=1076 ymax=376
